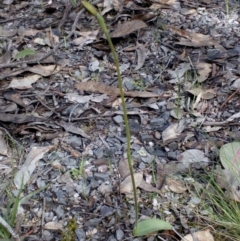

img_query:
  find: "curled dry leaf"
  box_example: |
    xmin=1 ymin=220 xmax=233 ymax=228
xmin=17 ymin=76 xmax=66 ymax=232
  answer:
xmin=120 ymin=172 xmax=143 ymax=194
xmin=14 ymin=145 xmax=54 ymax=189
xmin=44 ymin=221 xmax=63 ymax=231
xmin=186 ymin=88 xmax=216 ymax=100
xmin=0 ymin=130 xmax=8 ymax=156
xmin=135 ymin=44 xmax=148 ymax=70
xmin=118 ymin=158 xmax=130 ymax=179
xmin=162 ymin=123 xmax=182 ymax=145
xmin=72 ymin=30 xmax=99 ymax=48
xmin=167 ymin=25 xmax=218 ymax=47
xmin=196 ymin=62 xmax=212 ymax=82
xmin=58 ymin=121 xmax=90 ymax=139
xmin=8 ymin=74 xmax=41 ymax=89
xmin=166 ymin=178 xmax=187 ymax=193
xmin=110 ymin=20 xmax=147 ymax=38
xmin=139 ymin=180 xmax=162 ymax=195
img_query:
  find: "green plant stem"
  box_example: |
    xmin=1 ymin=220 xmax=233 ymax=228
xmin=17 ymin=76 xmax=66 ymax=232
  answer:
xmin=95 ymin=13 xmax=139 ymax=229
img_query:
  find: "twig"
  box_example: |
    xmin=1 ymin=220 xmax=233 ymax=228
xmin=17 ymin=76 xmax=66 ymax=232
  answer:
xmin=0 ymin=215 xmax=20 ymax=241
xmin=220 ymin=87 xmax=240 ymax=110
xmin=0 ymin=0 xmax=102 ymax=70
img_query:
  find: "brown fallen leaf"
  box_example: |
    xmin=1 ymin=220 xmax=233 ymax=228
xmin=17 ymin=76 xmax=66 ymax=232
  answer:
xmin=3 ymin=90 xmax=28 ymax=107
xmin=139 ymin=180 xmax=163 ymax=195
xmin=110 ymin=20 xmax=147 ymax=38
xmin=167 ymin=25 xmax=219 ymax=47
xmin=75 ymin=81 xmax=162 ymax=98
xmin=166 ymin=178 xmax=187 ymax=193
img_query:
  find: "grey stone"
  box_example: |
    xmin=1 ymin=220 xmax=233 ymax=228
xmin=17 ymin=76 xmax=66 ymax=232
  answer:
xmin=94 ymin=173 xmax=109 ymax=181
xmin=98 ymin=182 xmax=113 ymax=194
xmin=124 ymin=81 xmax=135 ymax=91
xmin=141 ymin=154 xmax=155 ymax=164
xmin=42 ymin=230 xmax=53 ymax=241
xmin=113 ymin=115 xmax=124 ymax=124
xmin=76 ymin=228 xmax=86 ymax=241
xmin=100 ymin=205 xmax=113 ymax=217
xmin=90 ymin=178 xmax=99 ymax=188
xmin=167 ymin=151 xmax=177 ymax=160
xmin=140 ymin=134 xmax=153 ymax=142
xmin=116 ymin=229 xmax=124 ymax=241
xmin=150 ymin=118 xmax=165 ymax=128
xmin=108 ymin=235 xmax=117 ymax=241
xmin=115 ymin=135 xmax=127 ymax=143
xmin=128 ymin=120 xmax=141 ymax=135
xmin=55 ymin=205 xmax=64 ymax=218
xmin=168 ymin=142 xmax=178 ymax=151
xmin=94 ymin=148 xmax=104 ymax=159
xmin=139 ymin=162 xmax=146 ymax=169
xmin=85 ymin=218 xmax=102 ymax=227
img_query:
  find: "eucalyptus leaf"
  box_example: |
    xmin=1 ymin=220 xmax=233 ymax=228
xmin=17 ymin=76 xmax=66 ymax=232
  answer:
xmin=219 ymin=142 xmax=240 ymax=171
xmin=134 ymin=219 xmax=173 ymax=237
xmin=15 ymin=49 xmax=35 ymax=59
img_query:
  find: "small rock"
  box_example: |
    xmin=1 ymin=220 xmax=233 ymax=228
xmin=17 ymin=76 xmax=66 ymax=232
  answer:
xmin=150 ymin=118 xmax=165 ymax=128
xmin=100 ymin=205 xmax=113 ymax=217
xmin=76 ymin=228 xmax=86 ymax=241
xmin=85 ymin=218 xmax=102 ymax=227
xmin=140 ymin=134 xmax=153 ymax=142
xmin=113 ymin=115 xmax=124 ymax=124
xmin=98 ymin=182 xmax=113 ymax=194
xmin=55 ymin=206 xmax=64 ymax=218
xmin=167 ymin=151 xmax=177 ymax=160
xmin=42 ymin=230 xmax=53 ymax=241
xmin=116 ymin=229 xmax=124 ymax=241
xmin=124 ymin=81 xmax=135 ymax=91
xmin=94 ymin=148 xmax=104 ymax=159
xmin=94 ymin=173 xmax=109 ymax=182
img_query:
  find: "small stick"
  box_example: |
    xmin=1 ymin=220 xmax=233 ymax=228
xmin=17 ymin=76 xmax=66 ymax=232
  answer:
xmin=220 ymin=87 xmax=240 ymax=110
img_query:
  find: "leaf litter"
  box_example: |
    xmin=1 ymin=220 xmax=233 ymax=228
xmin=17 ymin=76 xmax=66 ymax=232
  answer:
xmin=0 ymin=0 xmax=240 ymax=240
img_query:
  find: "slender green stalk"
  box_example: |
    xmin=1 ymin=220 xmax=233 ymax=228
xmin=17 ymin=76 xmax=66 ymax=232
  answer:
xmin=82 ymin=1 xmax=139 ymax=230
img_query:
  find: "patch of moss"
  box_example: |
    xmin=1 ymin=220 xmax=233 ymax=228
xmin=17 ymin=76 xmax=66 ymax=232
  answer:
xmin=61 ymin=219 xmax=77 ymax=241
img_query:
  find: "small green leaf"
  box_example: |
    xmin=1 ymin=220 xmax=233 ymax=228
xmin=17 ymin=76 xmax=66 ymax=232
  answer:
xmin=15 ymin=49 xmax=35 ymax=59
xmin=133 ymin=219 xmax=173 ymax=237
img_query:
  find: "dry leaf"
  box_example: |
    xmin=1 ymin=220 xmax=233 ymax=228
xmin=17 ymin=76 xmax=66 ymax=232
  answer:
xmin=162 ymin=123 xmax=181 ymax=145
xmin=139 ymin=180 xmax=162 ymax=195
xmin=186 ymin=88 xmax=216 ymax=100
xmin=72 ymin=30 xmax=99 ymax=48
xmin=110 ymin=20 xmax=147 ymax=38
xmin=181 ymin=229 xmax=214 ymax=241
xmin=58 ymin=121 xmax=90 ymax=139
xmin=118 ymin=158 xmax=130 ymax=179
xmin=0 ymin=130 xmax=8 ymax=156
xmin=75 ymin=81 xmax=161 ymax=98
xmin=8 ymin=74 xmax=41 ymax=89
xmin=120 ymin=172 xmax=143 ymax=193
xmin=135 ymin=44 xmax=148 ymax=70
xmin=166 ymin=178 xmax=187 ymax=193
xmin=196 ymin=62 xmax=212 ymax=82
xmin=167 ymin=25 xmax=218 ymax=47
xmin=14 ymin=145 xmax=54 ymax=189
